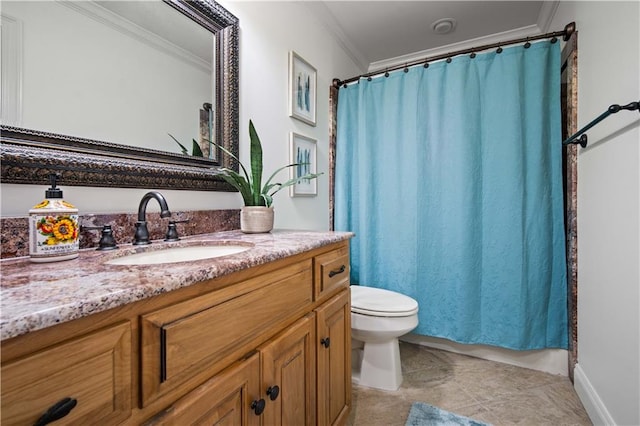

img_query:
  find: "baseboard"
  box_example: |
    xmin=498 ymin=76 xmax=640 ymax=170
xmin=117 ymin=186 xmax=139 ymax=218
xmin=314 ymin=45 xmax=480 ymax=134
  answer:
xmin=573 ymin=363 xmax=615 ymax=425
xmin=401 ymin=333 xmax=569 ymax=375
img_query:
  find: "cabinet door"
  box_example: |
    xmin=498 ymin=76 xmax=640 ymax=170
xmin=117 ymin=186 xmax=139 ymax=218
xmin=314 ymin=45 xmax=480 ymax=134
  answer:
xmin=145 ymin=353 xmax=261 ymax=426
xmin=316 ymin=289 xmax=351 ymax=426
xmin=1 ymin=322 xmax=131 ymax=426
xmin=260 ymin=315 xmax=316 ymax=426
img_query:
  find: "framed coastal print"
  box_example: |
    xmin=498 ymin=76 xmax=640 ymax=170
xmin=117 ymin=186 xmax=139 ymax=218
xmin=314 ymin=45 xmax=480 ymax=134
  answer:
xmin=290 ymin=132 xmax=317 ymax=196
xmin=288 ymin=51 xmax=317 ymax=126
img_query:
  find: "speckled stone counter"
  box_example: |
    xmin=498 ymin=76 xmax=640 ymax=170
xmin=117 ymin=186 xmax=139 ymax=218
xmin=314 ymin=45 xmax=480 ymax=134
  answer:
xmin=0 ymin=229 xmax=353 ymax=341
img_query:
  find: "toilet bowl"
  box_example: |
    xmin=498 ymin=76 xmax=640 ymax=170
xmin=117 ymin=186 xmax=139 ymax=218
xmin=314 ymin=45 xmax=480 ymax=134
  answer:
xmin=350 ymin=285 xmax=419 ymax=391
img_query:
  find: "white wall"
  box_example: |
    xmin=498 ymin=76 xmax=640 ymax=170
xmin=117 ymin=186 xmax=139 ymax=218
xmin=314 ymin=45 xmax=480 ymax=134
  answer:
xmin=0 ymin=1 xmax=362 ymax=231
xmin=220 ymin=0 xmax=361 ymax=230
xmin=550 ymin=2 xmax=640 ymax=425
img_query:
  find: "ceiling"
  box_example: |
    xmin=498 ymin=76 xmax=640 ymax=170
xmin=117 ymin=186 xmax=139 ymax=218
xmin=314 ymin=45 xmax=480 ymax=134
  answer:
xmin=305 ymin=1 xmax=559 ymax=72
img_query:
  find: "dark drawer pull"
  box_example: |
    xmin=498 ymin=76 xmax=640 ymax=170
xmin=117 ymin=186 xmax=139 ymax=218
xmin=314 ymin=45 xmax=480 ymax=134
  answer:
xmin=328 ymin=265 xmax=346 ymax=278
xmin=321 ymin=337 xmax=331 ymax=348
xmin=34 ymin=397 xmax=77 ymax=426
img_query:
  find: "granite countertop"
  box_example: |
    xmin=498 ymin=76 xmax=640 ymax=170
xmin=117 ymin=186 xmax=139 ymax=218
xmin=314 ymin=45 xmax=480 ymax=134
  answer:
xmin=1 ymin=230 xmax=353 ymax=341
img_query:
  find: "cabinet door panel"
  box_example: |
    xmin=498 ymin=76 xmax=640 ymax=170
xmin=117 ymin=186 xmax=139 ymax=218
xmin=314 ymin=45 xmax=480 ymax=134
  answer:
xmin=145 ymin=353 xmax=261 ymax=426
xmin=260 ymin=315 xmax=316 ymax=426
xmin=316 ymin=289 xmax=351 ymax=426
xmin=1 ymin=322 xmax=131 ymax=426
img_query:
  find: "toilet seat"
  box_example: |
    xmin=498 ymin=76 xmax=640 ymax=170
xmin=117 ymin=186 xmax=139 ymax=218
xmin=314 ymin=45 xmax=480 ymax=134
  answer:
xmin=350 ymin=285 xmax=418 ymax=317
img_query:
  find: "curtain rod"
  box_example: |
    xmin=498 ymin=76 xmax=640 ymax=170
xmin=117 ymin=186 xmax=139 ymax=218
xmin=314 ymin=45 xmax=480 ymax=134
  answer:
xmin=563 ymin=101 xmax=640 ymax=147
xmin=333 ymin=22 xmax=576 ymax=88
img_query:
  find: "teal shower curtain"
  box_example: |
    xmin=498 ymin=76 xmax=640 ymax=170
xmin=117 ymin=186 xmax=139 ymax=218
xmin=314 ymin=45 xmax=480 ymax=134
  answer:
xmin=335 ymin=41 xmax=567 ymax=350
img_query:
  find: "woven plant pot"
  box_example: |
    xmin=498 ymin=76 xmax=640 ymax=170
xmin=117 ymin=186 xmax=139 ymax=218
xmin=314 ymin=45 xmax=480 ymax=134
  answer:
xmin=240 ymin=206 xmax=274 ymax=233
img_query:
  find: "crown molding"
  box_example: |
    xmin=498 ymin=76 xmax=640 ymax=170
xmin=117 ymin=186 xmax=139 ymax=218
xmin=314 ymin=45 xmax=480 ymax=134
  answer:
xmin=537 ymin=1 xmax=560 ymax=33
xmin=368 ymin=24 xmax=544 ymax=73
xmin=302 ymin=1 xmax=369 ymax=73
xmin=56 ymin=0 xmax=211 ymax=73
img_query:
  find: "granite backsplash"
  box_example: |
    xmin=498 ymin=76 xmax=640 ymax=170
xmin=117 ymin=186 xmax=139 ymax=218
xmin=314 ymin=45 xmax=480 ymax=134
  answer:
xmin=0 ymin=209 xmax=240 ymax=259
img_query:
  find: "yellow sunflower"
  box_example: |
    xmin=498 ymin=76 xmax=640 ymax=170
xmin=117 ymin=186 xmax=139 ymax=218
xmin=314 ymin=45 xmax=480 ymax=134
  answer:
xmin=53 ymin=218 xmax=76 ymax=241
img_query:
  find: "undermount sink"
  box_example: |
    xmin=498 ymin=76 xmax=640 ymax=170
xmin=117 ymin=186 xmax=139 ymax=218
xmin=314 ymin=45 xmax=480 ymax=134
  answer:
xmin=105 ymin=243 xmax=253 ymax=266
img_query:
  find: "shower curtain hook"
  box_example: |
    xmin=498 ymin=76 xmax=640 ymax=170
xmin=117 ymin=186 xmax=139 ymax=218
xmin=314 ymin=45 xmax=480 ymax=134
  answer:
xmin=497 ymin=46 xmax=503 ymax=54
xmin=524 ymin=38 xmax=531 ymax=49
xmin=470 ymin=51 xmax=476 ymax=59
xmin=384 ymin=69 xmax=390 ymax=78
xmin=403 ymin=64 xmax=409 ymax=73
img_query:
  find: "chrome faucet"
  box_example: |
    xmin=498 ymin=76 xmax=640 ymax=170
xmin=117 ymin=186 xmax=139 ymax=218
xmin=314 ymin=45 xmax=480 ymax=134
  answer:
xmin=133 ymin=191 xmax=171 ymax=245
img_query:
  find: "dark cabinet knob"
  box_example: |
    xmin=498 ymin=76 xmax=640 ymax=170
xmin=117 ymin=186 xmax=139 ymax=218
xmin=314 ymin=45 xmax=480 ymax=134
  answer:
xmin=321 ymin=337 xmax=331 ymax=348
xmin=266 ymin=385 xmax=280 ymax=401
xmin=251 ymin=398 xmax=266 ymax=415
xmin=328 ymin=265 xmax=346 ymax=278
xmin=34 ymin=397 xmax=77 ymax=426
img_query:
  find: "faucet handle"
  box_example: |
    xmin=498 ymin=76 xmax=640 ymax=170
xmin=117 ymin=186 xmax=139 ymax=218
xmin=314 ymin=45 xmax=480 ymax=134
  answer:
xmin=81 ymin=224 xmax=118 ymax=251
xmin=164 ymin=220 xmax=190 ymax=242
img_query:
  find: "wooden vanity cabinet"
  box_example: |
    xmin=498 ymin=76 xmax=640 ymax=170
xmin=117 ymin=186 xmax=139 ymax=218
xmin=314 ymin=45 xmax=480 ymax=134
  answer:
xmin=0 ymin=239 xmax=351 ymax=426
xmin=149 ymin=243 xmax=352 ymax=426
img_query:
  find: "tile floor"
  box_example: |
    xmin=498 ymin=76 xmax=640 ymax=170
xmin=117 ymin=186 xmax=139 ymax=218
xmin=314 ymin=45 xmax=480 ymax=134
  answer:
xmin=348 ymin=342 xmax=592 ymax=426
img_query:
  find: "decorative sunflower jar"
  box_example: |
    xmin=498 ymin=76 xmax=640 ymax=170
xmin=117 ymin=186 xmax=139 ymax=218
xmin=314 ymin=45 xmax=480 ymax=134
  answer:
xmin=29 ymin=174 xmax=79 ymax=263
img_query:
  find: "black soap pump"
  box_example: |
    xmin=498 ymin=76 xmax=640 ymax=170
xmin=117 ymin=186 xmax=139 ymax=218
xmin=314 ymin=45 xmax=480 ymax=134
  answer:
xmin=28 ymin=174 xmax=79 ymax=262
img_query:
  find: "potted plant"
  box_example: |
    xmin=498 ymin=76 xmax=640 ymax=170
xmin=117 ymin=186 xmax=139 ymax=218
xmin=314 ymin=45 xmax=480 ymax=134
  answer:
xmin=210 ymin=120 xmax=322 ymax=233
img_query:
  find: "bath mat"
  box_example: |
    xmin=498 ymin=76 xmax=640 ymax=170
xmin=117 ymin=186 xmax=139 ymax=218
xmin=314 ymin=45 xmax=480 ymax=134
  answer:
xmin=405 ymin=402 xmax=491 ymax=426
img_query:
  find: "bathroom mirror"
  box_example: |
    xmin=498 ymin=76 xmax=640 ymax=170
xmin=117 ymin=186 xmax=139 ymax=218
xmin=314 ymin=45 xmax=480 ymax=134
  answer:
xmin=0 ymin=0 xmax=238 ymax=191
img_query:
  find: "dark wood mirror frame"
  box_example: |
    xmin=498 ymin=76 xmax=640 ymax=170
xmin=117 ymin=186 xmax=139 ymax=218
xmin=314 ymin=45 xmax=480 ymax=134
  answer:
xmin=0 ymin=0 xmax=238 ymax=191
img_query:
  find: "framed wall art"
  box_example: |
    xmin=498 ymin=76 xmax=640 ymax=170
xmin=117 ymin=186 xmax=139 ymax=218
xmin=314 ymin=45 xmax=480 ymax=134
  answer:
xmin=290 ymin=132 xmax=317 ymax=196
xmin=288 ymin=51 xmax=317 ymax=126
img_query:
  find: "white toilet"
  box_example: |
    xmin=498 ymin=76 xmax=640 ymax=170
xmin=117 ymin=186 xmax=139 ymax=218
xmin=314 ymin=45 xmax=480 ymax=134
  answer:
xmin=350 ymin=285 xmax=419 ymax=391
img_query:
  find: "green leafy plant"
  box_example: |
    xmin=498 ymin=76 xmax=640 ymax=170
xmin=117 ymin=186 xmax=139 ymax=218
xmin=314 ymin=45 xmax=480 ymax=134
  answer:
xmin=169 ymin=135 xmax=204 ymax=157
xmin=171 ymin=120 xmax=322 ymax=207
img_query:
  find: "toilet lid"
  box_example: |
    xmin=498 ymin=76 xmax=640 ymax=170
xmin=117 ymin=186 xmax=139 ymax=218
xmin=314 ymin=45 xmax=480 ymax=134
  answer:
xmin=350 ymin=285 xmax=419 ymax=317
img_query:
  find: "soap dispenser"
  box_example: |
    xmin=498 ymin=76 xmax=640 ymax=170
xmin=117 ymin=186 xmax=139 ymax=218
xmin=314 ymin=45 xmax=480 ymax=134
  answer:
xmin=29 ymin=174 xmax=79 ymax=262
